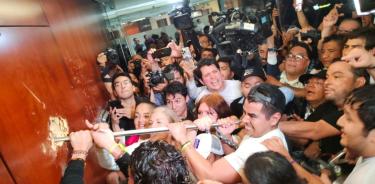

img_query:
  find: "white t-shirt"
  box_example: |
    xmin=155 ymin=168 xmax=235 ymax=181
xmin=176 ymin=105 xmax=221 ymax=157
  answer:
xmin=344 ymin=156 xmax=375 ymax=184
xmin=187 ymin=79 xmax=242 ymax=105
xmin=279 ymin=72 xmax=304 ymax=88
xmin=224 ymin=129 xmax=288 ymax=172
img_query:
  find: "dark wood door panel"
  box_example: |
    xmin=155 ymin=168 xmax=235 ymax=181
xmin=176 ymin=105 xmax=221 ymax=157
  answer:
xmin=0 ymin=26 xmax=107 ymax=184
xmin=0 ymin=154 xmax=16 ymax=184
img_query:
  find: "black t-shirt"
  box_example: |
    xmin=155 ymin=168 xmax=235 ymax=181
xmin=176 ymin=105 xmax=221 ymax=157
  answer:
xmin=230 ymin=96 xmax=245 ymax=118
xmin=108 ymin=100 xmax=136 ymax=131
xmin=306 ymin=101 xmax=337 ymax=122
xmin=319 ymin=105 xmax=343 ymax=157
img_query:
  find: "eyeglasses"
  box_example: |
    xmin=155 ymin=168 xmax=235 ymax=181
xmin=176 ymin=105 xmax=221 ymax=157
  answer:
xmin=286 ymin=54 xmax=306 ymax=62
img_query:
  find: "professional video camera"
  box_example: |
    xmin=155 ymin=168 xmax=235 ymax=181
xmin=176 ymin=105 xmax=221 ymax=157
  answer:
xmin=169 ymin=0 xmax=202 ymax=55
xmin=104 ymin=48 xmax=120 ymax=65
xmin=208 ymin=0 xmax=275 ymax=70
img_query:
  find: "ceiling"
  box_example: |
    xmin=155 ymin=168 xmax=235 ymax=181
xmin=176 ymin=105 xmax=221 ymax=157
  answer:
xmin=101 ymin=0 xmax=212 ymax=23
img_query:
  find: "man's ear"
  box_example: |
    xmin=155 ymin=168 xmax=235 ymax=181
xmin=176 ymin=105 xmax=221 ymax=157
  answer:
xmin=270 ymin=112 xmax=282 ymax=127
xmin=230 ymin=71 xmax=234 ymax=79
xmin=367 ymin=129 xmax=375 ymax=144
xmin=185 ymin=95 xmax=190 ymax=103
xmin=355 ymin=76 xmax=367 ymax=88
xmin=370 ymin=48 xmax=375 ymax=56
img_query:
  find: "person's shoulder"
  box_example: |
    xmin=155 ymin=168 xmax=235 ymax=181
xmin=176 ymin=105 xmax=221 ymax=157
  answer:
xmin=231 ymin=96 xmax=243 ymax=105
xmin=225 ymin=80 xmax=241 ymax=85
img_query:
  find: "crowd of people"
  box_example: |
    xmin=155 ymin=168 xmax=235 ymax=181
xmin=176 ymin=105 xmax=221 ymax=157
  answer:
xmin=62 ymin=1 xmax=375 ymax=183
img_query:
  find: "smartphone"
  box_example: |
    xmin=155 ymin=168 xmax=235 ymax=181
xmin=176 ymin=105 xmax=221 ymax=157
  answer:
xmin=295 ymin=0 xmax=303 ymax=11
xmin=182 ymin=47 xmax=193 ymax=61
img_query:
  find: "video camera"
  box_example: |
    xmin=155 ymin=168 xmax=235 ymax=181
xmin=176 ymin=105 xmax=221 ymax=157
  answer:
xmin=146 ymin=70 xmax=174 ymax=87
xmin=208 ymin=0 xmax=275 ymax=70
xmin=169 ymin=0 xmax=202 ymax=56
xmin=104 ymin=48 xmax=120 ymax=65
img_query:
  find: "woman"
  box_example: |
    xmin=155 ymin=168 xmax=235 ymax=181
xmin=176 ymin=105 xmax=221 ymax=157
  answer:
xmin=99 ymin=101 xmax=156 ymax=184
xmin=193 ymin=93 xmax=239 ymax=160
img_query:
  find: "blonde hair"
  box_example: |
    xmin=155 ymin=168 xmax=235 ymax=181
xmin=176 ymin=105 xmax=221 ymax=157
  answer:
xmin=152 ymin=106 xmax=181 ymax=123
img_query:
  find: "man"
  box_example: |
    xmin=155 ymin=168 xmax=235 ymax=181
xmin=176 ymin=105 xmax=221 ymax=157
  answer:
xmin=337 ymin=85 xmax=375 ymax=184
xmin=201 ymin=48 xmax=217 ymax=59
xmin=343 ymin=28 xmax=375 ymax=56
xmin=168 ymin=83 xmax=288 ymax=183
xmin=109 ymin=72 xmax=137 ymax=133
xmin=342 ymin=28 xmax=375 ymax=84
xmin=217 ymin=58 xmax=234 ymax=80
xmin=198 ymin=33 xmax=213 ymax=49
xmin=279 ymin=42 xmax=312 ymax=88
xmin=319 ymin=35 xmax=344 ymax=69
xmin=164 ymin=81 xmax=195 ymax=121
xmin=186 ymin=59 xmax=242 ymax=104
xmin=163 ymin=63 xmax=186 ymax=84
xmin=280 ymin=61 xmax=367 ymax=158
xmin=133 ymin=38 xmax=144 ymax=55
xmin=230 ymin=66 xmax=266 ymax=118
xmin=336 ymin=18 xmax=361 ymax=35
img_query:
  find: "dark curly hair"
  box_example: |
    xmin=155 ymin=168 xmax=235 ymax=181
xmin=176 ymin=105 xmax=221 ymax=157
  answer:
xmin=130 ymin=140 xmax=191 ymax=184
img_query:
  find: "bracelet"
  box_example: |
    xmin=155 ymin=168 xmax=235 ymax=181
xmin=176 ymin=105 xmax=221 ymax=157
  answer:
xmin=181 ymin=141 xmax=192 ymax=152
xmin=215 ymin=127 xmax=238 ymax=150
xmin=290 ymin=159 xmax=297 ymax=165
xmin=109 ymin=143 xmax=119 ymax=154
xmin=117 ymin=143 xmax=127 ymax=153
xmin=72 ymin=150 xmax=88 ymax=156
xmin=109 ymin=143 xmax=127 ymax=155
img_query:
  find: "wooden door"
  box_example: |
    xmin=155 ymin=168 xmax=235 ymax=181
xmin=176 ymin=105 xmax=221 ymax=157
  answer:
xmin=0 ymin=0 xmax=110 ymax=183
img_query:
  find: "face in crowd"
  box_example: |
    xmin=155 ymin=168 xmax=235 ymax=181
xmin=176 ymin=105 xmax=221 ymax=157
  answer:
xmin=197 ymin=102 xmax=219 ymax=121
xmin=320 ymin=41 xmax=342 ymax=68
xmin=113 ymin=75 xmax=134 ymax=100
xmin=343 ymin=37 xmax=366 ymax=56
xmin=337 ymin=19 xmax=361 ymax=35
xmin=241 ymin=100 xmax=280 ymax=138
xmin=218 ymin=61 xmax=233 ymax=80
xmin=324 ymin=62 xmax=365 ymax=106
xmin=199 ymin=35 xmax=212 ymax=49
xmin=285 ymin=46 xmax=310 ymax=77
xmin=305 ymin=77 xmax=326 ymax=106
xmin=241 ymin=76 xmax=264 ymax=97
xmin=199 ymin=64 xmax=225 ymax=92
xmin=166 ymin=94 xmax=188 ymax=119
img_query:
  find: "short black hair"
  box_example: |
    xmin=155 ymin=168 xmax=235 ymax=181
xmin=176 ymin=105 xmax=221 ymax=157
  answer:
xmin=322 ymin=34 xmax=345 ymax=50
xmin=201 ymin=48 xmax=218 ymax=58
xmin=111 ymin=72 xmax=132 ymax=90
xmin=244 ymin=151 xmax=304 ymax=184
xmin=130 ymin=141 xmax=191 ymax=184
xmin=345 ymin=27 xmax=375 ymax=50
xmin=289 ymin=41 xmax=313 ymax=60
xmin=345 ymin=85 xmax=375 ymax=134
xmin=163 ymin=81 xmax=188 ymax=98
xmin=163 ymin=63 xmax=184 ymax=77
xmin=247 ymin=83 xmax=285 ymax=119
xmin=217 ymin=57 xmax=232 ymax=66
